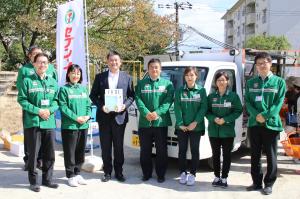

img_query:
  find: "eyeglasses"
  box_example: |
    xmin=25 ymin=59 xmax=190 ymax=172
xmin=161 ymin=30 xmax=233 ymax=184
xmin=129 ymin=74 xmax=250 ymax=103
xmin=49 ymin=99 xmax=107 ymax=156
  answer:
xmin=256 ymin=61 xmax=270 ymax=66
xmin=217 ymin=79 xmax=227 ymax=82
xmin=36 ymin=61 xmax=48 ymax=65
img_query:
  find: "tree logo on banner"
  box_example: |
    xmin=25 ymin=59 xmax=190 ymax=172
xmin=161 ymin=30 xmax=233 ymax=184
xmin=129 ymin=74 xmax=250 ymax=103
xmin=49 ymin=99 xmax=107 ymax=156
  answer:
xmin=65 ymin=9 xmax=75 ymax=24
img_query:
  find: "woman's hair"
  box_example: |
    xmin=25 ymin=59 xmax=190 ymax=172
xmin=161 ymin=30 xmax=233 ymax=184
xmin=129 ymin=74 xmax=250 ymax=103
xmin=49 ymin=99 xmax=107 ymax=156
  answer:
xmin=147 ymin=58 xmax=161 ymax=69
xmin=184 ymin=66 xmax=198 ymax=78
xmin=214 ymin=71 xmax=230 ymax=89
xmin=33 ymin=52 xmax=49 ymax=63
xmin=66 ymin=64 xmax=83 ymax=83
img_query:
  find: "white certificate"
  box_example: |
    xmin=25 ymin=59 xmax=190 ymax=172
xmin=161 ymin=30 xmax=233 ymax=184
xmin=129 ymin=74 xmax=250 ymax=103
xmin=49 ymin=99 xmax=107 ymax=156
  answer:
xmin=105 ymin=89 xmax=123 ymax=112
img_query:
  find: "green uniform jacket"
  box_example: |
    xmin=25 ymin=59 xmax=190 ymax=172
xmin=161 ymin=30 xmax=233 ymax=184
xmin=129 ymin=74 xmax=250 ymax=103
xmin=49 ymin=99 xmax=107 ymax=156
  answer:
xmin=58 ymin=83 xmax=91 ymax=130
xmin=16 ymin=63 xmax=58 ymax=90
xmin=135 ymin=76 xmax=174 ymax=128
xmin=245 ymin=74 xmax=286 ymax=131
xmin=17 ymin=73 xmax=59 ymax=129
xmin=206 ymin=90 xmax=242 ymax=138
xmin=174 ymin=84 xmax=207 ymax=134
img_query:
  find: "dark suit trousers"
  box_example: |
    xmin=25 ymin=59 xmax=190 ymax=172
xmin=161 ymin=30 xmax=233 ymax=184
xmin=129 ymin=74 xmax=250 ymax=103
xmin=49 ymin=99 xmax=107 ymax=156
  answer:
xmin=24 ymin=127 xmax=55 ymax=185
xmin=23 ymin=110 xmax=42 ymax=163
xmin=98 ymin=119 xmax=126 ymax=175
xmin=249 ymin=126 xmax=279 ymax=187
xmin=61 ymin=129 xmax=87 ymax=178
xmin=139 ymin=127 xmax=168 ymax=178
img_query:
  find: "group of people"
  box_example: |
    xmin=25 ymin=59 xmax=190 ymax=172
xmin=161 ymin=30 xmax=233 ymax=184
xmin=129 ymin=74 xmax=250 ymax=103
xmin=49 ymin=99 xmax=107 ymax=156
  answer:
xmin=17 ymin=48 xmax=285 ymax=196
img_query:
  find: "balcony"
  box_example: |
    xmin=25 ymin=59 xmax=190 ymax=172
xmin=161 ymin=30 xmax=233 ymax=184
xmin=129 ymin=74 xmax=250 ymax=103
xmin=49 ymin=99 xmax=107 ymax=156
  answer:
xmin=227 ymin=27 xmax=234 ymax=36
xmin=246 ymin=12 xmax=256 ymax=25
xmin=246 ymin=25 xmax=255 ymax=36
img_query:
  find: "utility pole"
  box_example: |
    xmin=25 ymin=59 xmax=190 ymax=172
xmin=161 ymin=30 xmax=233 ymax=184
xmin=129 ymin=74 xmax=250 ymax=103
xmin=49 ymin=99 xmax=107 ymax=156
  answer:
xmin=158 ymin=1 xmax=192 ymax=61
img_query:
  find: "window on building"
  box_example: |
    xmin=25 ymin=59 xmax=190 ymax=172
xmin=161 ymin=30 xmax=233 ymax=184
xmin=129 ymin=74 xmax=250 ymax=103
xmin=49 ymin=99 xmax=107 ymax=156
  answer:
xmin=237 ymin=26 xmax=240 ymax=36
xmin=242 ymin=6 xmax=245 ymax=16
xmin=262 ymin=9 xmax=267 ymax=23
xmin=242 ymin=23 xmax=245 ymax=34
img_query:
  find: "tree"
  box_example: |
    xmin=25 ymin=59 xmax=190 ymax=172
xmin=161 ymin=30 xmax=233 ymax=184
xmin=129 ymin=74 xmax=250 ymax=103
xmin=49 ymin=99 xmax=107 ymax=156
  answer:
xmin=245 ymin=35 xmax=291 ymax=50
xmin=0 ymin=0 xmax=175 ymax=70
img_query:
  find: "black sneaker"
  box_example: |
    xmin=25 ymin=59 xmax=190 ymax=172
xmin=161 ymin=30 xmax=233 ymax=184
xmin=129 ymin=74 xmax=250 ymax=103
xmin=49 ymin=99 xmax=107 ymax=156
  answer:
xmin=29 ymin=184 xmax=40 ymax=192
xmin=212 ymin=177 xmax=221 ymax=187
xmin=42 ymin=182 xmax=59 ymax=189
xmin=262 ymin=186 xmax=272 ymax=195
xmin=246 ymin=184 xmax=263 ymax=191
xmin=220 ymin=178 xmax=228 ymax=188
xmin=157 ymin=177 xmax=165 ymax=183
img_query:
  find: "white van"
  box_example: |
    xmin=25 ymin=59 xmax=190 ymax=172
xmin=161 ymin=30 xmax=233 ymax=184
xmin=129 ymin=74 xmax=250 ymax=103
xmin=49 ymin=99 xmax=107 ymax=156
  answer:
xmin=124 ymin=53 xmax=247 ymax=162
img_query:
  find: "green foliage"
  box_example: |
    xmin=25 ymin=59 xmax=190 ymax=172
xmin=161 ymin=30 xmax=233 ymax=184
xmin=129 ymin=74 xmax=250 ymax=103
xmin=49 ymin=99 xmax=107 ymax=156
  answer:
xmin=0 ymin=0 xmax=175 ymax=71
xmin=245 ymin=35 xmax=291 ymax=50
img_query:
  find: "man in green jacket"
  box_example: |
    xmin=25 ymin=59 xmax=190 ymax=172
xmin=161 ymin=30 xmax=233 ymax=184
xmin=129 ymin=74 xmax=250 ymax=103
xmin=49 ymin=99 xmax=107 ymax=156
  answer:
xmin=18 ymin=53 xmax=59 ymax=192
xmin=135 ymin=58 xmax=174 ymax=183
xmin=16 ymin=46 xmax=57 ymax=171
xmin=245 ymin=52 xmax=286 ymax=195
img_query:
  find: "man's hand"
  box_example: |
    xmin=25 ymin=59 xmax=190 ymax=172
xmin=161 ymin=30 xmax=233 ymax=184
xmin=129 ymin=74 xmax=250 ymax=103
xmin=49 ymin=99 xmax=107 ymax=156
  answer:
xmin=38 ymin=109 xmax=50 ymax=120
xmin=187 ymin=121 xmax=197 ymax=131
xmin=146 ymin=113 xmax=153 ymax=121
xmin=179 ymin=126 xmax=188 ymax=132
xmin=151 ymin=112 xmax=159 ymax=120
xmin=214 ymin=117 xmax=225 ymax=125
xmin=102 ymin=105 xmax=109 ymax=113
xmin=76 ymin=116 xmax=86 ymax=124
xmin=256 ymin=114 xmax=266 ymax=123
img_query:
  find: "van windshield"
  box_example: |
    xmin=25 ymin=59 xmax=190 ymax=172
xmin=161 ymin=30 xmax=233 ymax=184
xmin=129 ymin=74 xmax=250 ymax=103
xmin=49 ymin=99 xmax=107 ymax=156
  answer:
xmin=160 ymin=67 xmax=208 ymax=90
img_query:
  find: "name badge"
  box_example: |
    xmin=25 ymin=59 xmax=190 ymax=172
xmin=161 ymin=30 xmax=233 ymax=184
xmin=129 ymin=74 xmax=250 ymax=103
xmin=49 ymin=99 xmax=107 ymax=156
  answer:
xmin=255 ymin=96 xmax=262 ymax=101
xmin=224 ymin=102 xmax=231 ymax=107
xmin=158 ymin=86 xmax=165 ymax=91
xmin=41 ymin=99 xmax=50 ymax=106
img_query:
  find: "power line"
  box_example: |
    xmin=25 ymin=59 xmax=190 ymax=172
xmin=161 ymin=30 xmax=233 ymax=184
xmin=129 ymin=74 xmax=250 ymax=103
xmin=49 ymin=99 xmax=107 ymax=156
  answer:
xmin=158 ymin=1 xmax=193 ymax=61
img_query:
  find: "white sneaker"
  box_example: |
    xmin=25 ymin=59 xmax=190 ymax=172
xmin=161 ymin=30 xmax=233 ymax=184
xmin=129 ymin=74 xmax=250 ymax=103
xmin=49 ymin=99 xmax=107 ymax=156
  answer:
xmin=68 ymin=177 xmax=79 ymax=187
xmin=186 ymin=174 xmax=195 ymax=186
xmin=75 ymin=175 xmax=87 ymax=185
xmin=179 ymin=172 xmax=187 ymax=184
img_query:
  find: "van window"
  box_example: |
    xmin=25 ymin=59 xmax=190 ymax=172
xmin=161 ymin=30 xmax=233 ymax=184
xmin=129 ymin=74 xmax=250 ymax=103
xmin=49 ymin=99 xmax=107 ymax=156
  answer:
xmin=144 ymin=67 xmax=208 ymax=90
xmin=210 ymin=69 xmax=236 ymax=94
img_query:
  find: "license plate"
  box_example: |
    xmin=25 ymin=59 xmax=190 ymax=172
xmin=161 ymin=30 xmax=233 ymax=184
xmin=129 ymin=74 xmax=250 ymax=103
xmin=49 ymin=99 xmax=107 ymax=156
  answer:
xmin=132 ymin=134 xmax=140 ymax=147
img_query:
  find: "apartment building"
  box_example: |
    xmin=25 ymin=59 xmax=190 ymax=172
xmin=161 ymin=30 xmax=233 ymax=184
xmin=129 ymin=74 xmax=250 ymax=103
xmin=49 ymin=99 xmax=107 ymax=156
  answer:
xmin=222 ymin=0 xmax=300 ymax=49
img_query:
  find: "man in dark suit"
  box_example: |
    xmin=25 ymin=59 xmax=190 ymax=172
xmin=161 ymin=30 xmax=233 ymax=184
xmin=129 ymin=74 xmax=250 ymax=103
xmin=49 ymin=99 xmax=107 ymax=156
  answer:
xmin=90 ymin=51 xmax=134 ymax=182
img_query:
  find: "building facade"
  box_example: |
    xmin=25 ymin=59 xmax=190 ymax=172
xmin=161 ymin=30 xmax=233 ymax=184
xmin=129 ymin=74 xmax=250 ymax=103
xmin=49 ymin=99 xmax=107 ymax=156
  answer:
xmin=222 ymin=0 xmax=300 ymax=49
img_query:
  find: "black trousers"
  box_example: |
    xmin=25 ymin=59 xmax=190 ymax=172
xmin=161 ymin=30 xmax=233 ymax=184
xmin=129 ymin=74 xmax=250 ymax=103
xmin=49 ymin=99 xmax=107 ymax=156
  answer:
xmin=249 ymin=126 xmax=279 ymax=187
xmin=177 ymin=130 xmax=201 ymax=175
xmin=22 ymin=110 xmax=42 ymax=164
xmin=24 ymin=127 xmax=55 ymax=185
xmin=209 ymin=137 xmax=234 ymax=178
xmin=61 ymin=129 xmax=87 ymax=178
xmin=98 ymin=119 xmax=126 ymax=175
xmin=139 ymin=127 xmax=168 ymax=178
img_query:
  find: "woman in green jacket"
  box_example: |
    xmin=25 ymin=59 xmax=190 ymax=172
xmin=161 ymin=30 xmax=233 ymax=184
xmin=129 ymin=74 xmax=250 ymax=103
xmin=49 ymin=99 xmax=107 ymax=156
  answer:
xmin=58 ymin=64 xmax=91 ymax=187
xmin=206 ymin=71 xmax=242 ymax=188
xmin=174 ymin=67 xmax=207 ymax=186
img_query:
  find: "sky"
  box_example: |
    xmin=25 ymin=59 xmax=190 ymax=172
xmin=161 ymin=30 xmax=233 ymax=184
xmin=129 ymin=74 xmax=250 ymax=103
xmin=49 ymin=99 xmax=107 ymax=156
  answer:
xmin=153 ymin=0 xmax=238 ymax=50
